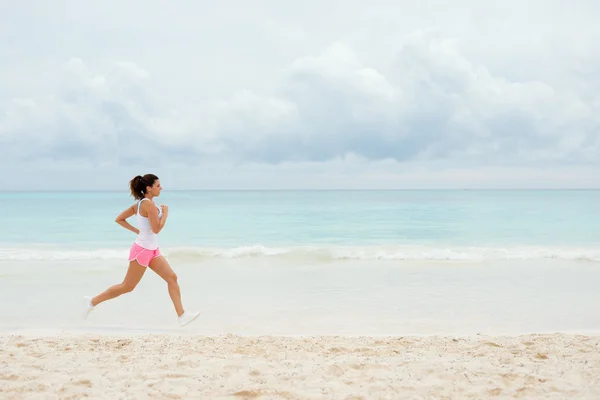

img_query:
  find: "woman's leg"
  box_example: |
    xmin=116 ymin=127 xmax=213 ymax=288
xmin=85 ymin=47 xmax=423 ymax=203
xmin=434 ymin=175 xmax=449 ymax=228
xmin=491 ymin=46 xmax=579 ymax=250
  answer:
xmin=148 ymin=256 xmax=184 ymax=316
xmin=91 ymin=260 xmax=147 ymax=306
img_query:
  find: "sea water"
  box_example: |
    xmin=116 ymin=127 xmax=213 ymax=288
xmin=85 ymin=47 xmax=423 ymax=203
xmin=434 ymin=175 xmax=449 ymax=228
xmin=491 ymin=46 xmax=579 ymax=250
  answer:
xmin=1 ymin=190 xmax=599 ymax=335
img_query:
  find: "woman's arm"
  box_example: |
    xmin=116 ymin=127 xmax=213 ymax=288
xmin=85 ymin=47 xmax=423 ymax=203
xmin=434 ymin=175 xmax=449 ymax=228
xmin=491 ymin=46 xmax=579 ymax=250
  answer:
xmin=146 ymin=203 xmax=168 ymax=234
xmin=115 ymin=204 xmax=139 ymax=235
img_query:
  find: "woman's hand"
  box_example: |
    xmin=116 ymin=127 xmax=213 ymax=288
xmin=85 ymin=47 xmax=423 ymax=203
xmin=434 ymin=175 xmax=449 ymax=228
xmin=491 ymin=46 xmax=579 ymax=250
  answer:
xmin=161 ymin=205 xmax=169 ymax=215
xmin=116 ymin=204 xmax=140 ymax=235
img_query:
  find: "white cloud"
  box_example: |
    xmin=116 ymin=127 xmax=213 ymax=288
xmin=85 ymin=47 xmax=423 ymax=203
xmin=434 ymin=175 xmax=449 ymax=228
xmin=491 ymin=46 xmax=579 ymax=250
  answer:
xmin=2 ymin=32 xmax=599 ymax=169
xmin=1 ymin=1 xmax=599 ymax=188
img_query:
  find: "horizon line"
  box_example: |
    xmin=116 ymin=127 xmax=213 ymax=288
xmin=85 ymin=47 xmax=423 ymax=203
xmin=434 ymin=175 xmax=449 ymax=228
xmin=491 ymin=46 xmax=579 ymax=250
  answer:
xmin=4 ymin=188 xmax=600 ymax=193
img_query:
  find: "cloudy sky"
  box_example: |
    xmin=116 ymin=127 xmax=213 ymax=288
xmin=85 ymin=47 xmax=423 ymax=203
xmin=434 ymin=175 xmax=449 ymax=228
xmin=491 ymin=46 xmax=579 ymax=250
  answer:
xmin=1 ymin=0 xmax=599 ymax=190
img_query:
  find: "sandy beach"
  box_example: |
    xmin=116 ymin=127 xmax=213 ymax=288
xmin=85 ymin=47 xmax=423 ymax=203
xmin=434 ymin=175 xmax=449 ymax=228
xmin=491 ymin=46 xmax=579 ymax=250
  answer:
xmin=1 ymin=333 xmax=599 ymax=399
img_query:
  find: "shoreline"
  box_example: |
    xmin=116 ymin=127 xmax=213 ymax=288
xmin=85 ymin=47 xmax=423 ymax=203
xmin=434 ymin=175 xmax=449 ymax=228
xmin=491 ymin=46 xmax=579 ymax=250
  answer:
xmin=2 ymin=332 xmax=599 ymax=399
xmin=3 ymin=328 xmax=600 ymax=338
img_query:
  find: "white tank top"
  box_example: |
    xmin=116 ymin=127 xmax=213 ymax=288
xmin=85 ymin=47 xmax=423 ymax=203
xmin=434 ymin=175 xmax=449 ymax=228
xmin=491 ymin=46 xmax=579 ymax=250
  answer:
xmin=134 ymin=198 xmax=163 ymax=250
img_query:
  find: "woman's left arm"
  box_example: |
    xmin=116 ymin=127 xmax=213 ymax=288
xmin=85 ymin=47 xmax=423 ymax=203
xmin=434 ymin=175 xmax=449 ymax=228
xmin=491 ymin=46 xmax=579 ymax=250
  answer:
xmin=115 ymin=204 xmax=139 ymax=235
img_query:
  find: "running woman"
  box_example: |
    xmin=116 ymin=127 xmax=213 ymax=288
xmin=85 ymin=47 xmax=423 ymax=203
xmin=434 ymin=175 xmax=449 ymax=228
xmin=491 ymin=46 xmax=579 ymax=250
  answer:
xmin=84 ymin=174 xmax=200 ymax=327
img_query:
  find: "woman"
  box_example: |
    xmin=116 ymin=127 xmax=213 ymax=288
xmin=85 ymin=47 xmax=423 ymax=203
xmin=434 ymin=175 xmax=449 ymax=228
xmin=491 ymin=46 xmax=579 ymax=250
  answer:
xmin=84 ymin=174 xmax=200 ymax=327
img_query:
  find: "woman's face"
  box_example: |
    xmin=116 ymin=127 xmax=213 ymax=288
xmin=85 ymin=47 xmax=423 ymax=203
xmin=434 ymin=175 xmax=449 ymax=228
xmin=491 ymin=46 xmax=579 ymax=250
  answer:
xmin=147 ymin=180 xmax=162 ymax=197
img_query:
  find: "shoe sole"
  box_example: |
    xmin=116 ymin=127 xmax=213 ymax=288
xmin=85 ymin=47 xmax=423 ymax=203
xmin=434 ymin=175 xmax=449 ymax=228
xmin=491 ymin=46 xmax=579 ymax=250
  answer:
xmin=179 ymin=312 xmax=200 ymax=327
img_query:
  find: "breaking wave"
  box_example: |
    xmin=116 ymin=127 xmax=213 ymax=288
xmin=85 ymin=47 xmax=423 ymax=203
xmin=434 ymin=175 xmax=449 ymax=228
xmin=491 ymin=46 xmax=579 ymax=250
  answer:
xmin=1 ymin=244 xmax=600 ymax=262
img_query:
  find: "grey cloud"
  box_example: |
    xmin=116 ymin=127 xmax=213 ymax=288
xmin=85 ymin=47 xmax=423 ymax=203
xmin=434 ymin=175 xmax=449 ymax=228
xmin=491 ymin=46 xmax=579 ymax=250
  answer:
xmin=1 ymin=32 xmax=599 ymax=168
xmin=211 ymin=34 xmax=599 ymax=165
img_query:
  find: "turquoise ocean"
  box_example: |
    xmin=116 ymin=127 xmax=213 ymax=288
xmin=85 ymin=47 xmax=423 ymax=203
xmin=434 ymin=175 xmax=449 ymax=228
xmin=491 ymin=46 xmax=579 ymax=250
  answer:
xmin=1 ymin=190 xmax=599 ymax=335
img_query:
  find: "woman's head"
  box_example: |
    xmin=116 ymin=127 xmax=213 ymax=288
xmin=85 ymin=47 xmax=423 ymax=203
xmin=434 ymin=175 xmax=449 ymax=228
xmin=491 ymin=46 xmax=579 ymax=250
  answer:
xmin=129 ymin=174 xmax=161 ymax=200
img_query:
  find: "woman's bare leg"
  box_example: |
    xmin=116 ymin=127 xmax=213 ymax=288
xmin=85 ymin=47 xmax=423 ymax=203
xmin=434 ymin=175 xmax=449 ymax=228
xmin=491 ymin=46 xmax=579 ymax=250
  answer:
xmin=91 ymin=260 xmax=147 ymax=306
xmin=148 ymin=256 xmax=184 ymax=316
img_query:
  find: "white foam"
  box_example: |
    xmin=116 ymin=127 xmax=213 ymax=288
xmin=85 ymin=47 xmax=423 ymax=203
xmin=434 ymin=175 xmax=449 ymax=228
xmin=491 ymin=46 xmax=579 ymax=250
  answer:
xmin=1 ymin=244 xmax=600 ymax=262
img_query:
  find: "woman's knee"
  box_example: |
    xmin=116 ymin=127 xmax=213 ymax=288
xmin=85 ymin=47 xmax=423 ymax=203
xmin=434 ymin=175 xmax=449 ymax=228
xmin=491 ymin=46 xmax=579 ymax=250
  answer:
xmin=166 ymin=272 xmax=178 ymax=285
xmin=120 ymin=282 xmax=137 ymax=293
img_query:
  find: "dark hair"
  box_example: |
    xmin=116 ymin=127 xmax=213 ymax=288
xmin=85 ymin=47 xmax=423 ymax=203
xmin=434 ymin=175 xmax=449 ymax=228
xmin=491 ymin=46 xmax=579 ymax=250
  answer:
xmin=129 ymin=174 xmax=159 ymax=200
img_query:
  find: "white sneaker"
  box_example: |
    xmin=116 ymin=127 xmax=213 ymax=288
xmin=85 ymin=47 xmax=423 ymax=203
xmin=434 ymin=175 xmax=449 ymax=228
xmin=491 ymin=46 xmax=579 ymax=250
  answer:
xmin=83 ymin=296 xmax=95 ymax=319
xmin=178 ymin=310 xmax=200 ymax=327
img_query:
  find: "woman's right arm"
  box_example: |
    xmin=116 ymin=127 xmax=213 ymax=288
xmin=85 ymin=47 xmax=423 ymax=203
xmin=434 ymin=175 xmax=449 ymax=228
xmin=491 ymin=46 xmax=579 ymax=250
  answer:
xmin=146 ymin=203 xmax=168 ymax=234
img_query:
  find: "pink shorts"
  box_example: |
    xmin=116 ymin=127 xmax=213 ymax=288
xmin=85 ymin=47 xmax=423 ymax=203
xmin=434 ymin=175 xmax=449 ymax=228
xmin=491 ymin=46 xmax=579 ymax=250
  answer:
xmin=128 ymin=242 xmax=162 ymax=267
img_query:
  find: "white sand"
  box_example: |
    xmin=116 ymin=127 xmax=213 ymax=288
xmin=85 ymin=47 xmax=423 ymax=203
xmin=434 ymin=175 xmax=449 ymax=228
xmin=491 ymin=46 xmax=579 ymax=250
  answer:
xmin=1 ymin=333 xmax=599 ymax=399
